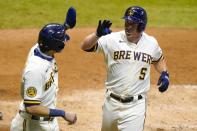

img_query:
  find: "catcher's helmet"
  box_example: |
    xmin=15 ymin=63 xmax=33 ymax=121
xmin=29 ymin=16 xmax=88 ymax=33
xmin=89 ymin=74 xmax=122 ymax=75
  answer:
xmin=38 ymin=23 xmax=69 ymax=52
xmin=122 ymin=6 xmax=147 ymax=32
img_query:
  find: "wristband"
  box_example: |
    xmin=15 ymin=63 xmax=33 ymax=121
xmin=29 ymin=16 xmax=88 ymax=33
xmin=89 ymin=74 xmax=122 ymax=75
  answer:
xmin=49 ymin=109 xmax=65 ymax=117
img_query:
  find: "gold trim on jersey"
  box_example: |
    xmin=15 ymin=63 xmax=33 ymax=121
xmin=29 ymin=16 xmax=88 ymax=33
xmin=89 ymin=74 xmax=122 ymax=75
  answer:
xmin=54 ymin=62 xmax=58 ymax=73
xmin=44 ymin=72 xmax=55 ymax=91
xmin=21 ymin=82 xmax=24 ymax=99
xmin=151 ymin=55 xmax=164 ymax=64
xmin=24 ymin=100 xmax=41 ymax=104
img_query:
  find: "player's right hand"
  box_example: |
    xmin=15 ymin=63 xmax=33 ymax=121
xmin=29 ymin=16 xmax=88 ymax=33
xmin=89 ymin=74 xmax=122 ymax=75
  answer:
xmin=63 ymin=112 xmax=77 ymax=124
xmin=96 ymin=20 xmax=112 ymax=37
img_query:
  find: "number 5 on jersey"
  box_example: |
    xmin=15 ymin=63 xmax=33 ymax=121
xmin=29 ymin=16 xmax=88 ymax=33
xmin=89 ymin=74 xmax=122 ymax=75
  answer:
xmin=139 ymin=67 xmax=147 ymax=80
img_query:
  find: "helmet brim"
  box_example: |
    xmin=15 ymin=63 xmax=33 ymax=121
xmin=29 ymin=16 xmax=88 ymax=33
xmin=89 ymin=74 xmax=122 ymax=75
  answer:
xmin=122 ymin=16 xmax=141 ymax=24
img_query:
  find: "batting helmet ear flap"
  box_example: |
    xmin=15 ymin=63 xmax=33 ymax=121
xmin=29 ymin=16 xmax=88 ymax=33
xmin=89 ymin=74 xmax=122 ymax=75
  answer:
xmin=38 ymin=40 xmax=50 ymax=53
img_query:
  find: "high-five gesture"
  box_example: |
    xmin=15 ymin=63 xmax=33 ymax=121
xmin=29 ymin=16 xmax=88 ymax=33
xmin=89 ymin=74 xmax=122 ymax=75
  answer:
xmin=96 ymin=20 xmax=112 ymax=37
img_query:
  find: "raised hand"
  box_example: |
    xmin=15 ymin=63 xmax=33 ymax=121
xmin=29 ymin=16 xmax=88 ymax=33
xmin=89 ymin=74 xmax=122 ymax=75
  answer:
xmin=96 ymin=20 xmax=112 ymax=37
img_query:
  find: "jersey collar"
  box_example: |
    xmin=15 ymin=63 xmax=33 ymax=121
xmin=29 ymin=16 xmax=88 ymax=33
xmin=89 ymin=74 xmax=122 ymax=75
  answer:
xmin=34 ymin=47 xmax=54 ymax=62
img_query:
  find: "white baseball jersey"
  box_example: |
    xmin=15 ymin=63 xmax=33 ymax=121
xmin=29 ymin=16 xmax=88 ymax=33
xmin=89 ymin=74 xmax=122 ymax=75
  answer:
xmin=97 ymin=31 xmax=162 ymax=96
xmin=19 ymin=43 xmax=59 ymax=110
xmin=11 ymin=44 xmax=59 ymax=131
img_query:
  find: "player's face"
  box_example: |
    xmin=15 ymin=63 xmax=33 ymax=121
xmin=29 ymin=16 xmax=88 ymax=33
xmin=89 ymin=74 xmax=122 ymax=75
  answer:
xmin=124 ymin=20 xmax=138 ymax=36
xmin=124 ymin=20 xmax=142 ymax=43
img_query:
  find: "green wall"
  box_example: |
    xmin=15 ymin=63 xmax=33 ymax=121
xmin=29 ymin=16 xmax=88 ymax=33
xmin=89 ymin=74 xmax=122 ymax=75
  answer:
xmin=0 ymin=0 xmax=196 ymax=29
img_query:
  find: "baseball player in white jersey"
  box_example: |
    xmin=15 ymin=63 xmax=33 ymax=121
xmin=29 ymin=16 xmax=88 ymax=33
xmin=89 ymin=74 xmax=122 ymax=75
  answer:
xmin=10 ymin=23 xmax=77 ymax=131
xmin=81 ymin=6 xmax=170 ymax=131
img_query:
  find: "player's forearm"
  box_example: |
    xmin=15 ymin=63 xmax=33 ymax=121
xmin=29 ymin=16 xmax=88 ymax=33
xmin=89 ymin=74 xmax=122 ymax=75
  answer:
xmin=26 ymin=105 xmax=66 ymax=117
xmin=26 ymin=105 xmax=50 ymax=116
xmin=153 ymin=58 xmax=168 ymax=73
xmin=81 ymin=32 xmax=98 ymax=51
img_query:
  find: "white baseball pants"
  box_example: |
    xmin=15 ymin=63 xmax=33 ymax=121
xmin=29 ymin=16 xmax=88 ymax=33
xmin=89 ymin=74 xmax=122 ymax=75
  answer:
xmin=101 ymin=95 xmax=146 ymax=131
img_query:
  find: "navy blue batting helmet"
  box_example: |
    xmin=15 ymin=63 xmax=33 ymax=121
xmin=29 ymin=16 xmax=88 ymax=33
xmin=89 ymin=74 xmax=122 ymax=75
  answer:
xmin=38 ymin=23 xmax=69 ymax=52
xmin=123 ymin=6 xmax=147 ymax=32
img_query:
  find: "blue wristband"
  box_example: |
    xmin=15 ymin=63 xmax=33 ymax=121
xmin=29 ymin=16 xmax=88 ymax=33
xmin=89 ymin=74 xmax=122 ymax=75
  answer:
xmin=49 ymin=109 xmax=65 ymax=117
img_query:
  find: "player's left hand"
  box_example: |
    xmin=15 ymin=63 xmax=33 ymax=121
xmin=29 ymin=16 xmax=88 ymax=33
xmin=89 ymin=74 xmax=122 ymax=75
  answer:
xmin=63 ymin=112 xmax=77 ymax=125
xmin=157 ymin=71 xmax=169 ymax=92
xmin=64 ymin=7 xmax=76 ymax=30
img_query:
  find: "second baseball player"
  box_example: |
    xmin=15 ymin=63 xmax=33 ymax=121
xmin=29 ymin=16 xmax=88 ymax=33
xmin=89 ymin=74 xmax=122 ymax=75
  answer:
xmin=81 ymin=6 xmax=170 ymax=131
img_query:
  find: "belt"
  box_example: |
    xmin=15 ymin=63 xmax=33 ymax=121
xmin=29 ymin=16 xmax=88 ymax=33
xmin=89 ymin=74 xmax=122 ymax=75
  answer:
xmin=110 ymin=93 xmax=143 ymax=103
xmin=31 ymin=115 xmax=54 ymax=121
xmin=19 ymin=110 xmax=54 ymax=121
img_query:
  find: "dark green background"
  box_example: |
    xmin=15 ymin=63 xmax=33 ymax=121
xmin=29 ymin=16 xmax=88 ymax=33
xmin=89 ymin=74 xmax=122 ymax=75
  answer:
xmin=0 ymin=0 xmax=196 ymax=29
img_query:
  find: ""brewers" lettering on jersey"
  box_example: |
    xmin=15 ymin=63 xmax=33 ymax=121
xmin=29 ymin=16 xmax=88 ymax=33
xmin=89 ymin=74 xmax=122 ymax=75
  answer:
xmin=113 ymin=50 xmax=152 ymax=64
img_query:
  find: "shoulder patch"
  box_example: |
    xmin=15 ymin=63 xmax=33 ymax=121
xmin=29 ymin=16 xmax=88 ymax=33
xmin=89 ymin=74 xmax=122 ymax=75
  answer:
xmin=26 ymin=87 xmax=37 ymax=97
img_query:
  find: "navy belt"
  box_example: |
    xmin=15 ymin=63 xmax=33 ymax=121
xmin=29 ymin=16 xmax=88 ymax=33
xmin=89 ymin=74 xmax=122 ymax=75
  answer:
xmin=19 ymin=110 xmax=54 ymax=121
xmin=31 ymin=115 xmax=54 ymax=121
xmin=110 ymin=93 xmax=143 ymax=103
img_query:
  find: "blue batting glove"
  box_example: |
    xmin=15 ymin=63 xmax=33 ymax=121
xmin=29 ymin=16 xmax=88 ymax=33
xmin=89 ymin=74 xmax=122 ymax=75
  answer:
xmin=64 ymin=7 xmax=76 ymax=29
xmin=157 ymin=71 xmax=169 ymax=93
xmin=96 ymin=20 xmax=112 ymax=37
xmin=104 ymin=28 xmax=112 ymax=35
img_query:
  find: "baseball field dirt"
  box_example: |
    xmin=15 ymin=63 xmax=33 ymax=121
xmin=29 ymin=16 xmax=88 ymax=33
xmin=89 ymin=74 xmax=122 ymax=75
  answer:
xmin=0 ymin=28 xmax=197 ymax=131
